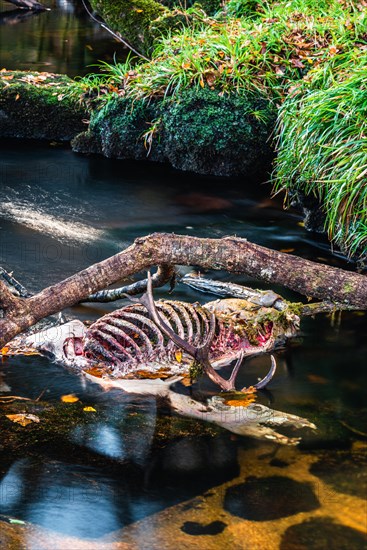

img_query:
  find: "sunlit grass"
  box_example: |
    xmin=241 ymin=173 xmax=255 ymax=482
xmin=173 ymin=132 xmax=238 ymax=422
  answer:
xmin=68 ymin=0 xmax=367 ymax=258
xmin=73 ymin=0 xmax=367 ymax=102
xmin=274 ymin=55 xmax=367 ymax=258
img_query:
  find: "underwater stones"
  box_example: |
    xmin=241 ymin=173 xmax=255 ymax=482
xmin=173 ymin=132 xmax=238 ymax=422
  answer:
xmin=181 ymin=520 xmax=227 ymax=535
xmin=280 ymin=517 xmax=367 ymax=550
xmin=0 ymin=71 xmax=87 ymax=141
xmin=223 ymin=476 xmax=320 ymax=521
xmin=309 ymin=449 xmax=367 ymax=500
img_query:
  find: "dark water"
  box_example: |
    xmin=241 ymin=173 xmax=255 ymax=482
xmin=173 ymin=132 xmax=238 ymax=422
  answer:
xmin=0 ymin=9 xmax=366 ymax=549
xmin=0 ymin=0 xmax=126 ymax=76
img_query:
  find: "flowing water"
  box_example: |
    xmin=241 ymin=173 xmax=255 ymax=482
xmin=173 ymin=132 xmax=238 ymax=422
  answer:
xmin=0 ymin=4 xmax=366 ymax=548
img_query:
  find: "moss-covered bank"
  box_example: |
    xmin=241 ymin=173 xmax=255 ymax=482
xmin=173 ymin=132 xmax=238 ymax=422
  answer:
xmin=0 ymin=71 xmax=88 ymax=141
xmin=74 ymin=0 xmax=367 ymax=258
xmin=72 ymin=89 xmax=275 ymax=176
xmin=88 ymin=0 xmax=223 ymax=57
xmin=4 ymin=0 xmax=367 ymax=258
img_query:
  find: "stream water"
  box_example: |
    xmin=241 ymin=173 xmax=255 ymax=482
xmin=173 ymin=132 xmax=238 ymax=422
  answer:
xmin=0 ymin=2 xmax=366 ymax=548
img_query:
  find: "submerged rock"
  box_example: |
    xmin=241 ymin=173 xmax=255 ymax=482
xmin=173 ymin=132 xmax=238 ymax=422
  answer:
xmin=224 ymin=475 xmax=320 ymax=521
xmin=280 ymin=517 xmax=367 ymax=550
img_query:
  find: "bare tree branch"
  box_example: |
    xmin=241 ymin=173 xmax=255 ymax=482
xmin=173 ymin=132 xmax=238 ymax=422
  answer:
xmin=3 ymin=0 xmax=47 ymax=10
xmin=0 ymin=232 xmax=366 ymax=347
xmin=84 ymin=264 xmax=175 ymax=302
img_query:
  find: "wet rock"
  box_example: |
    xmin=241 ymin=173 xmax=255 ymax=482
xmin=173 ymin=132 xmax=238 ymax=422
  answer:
xmin=310 ymin=449 xmax=367 ymax=499
xmin=181 ymin=520 xmax=227 ymax=535
xmin=224 ymin=476 xmax=320 ymax=521
xmin=269 ymin=458 xmax=289 ymax=468
xmin=280 ymin=517 xmax=367 ymax=550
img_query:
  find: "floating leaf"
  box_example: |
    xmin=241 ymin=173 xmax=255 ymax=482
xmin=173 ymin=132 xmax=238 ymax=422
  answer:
xmin=61 ymin=394 xmax=79 ymax=403
xmin=1 ymin=347 xmax=9 ymax=355
xmin=15 ymin=94 xmax=20 ymax=100
xmin=223 ymin=393 xmax=256 ymax=407
xmin=6 ymin=414 xmax=40 ymax=427
xmin=83 ymin=406 xmax=96 ymax=412
xmin=280 ymin=248 xmax=295 ymax=253
xmin=85 ymin=44 xmax=93 ymax=51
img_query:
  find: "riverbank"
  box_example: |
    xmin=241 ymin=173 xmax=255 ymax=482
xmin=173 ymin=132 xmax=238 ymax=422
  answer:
xmin=1 ymin=0 xmax=367 ymax=260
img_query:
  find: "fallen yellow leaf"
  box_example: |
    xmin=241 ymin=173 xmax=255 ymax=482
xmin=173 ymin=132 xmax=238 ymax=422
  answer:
xmin=175 ymin=350 xmax=183 ymax=363
xmin=83 ymin=406 xmax=96 ymax=412
xmin=6 ymin=413 xmax=40 ymax=427
xmin=224 ymin=394 xmax=256 ymax=407
xmin=1 ymin=347 xmax=9 ymax=355
xmin=61 ymin=394 xmax=79 ymax=403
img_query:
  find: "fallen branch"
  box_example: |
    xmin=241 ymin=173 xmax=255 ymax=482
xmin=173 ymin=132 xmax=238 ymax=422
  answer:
xmin=0 ymin=233 xmax=366 ymax=347
xmin=3 ymin=0 xmax=48 ymax=10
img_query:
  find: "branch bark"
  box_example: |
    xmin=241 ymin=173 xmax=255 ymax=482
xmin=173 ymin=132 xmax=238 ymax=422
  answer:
xmin=3 ymin=0 xmax=47 ymax=10
xmin=0 ymin=233 xmax=366 ymax=347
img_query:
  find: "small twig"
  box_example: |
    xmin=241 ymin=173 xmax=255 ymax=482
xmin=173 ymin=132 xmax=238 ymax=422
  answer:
xmin=0 ymin=395 xmax=32 ymax=402
xmin=298 ymin=302 xmax=357 ymax=316
xmin=0 ymin=267 xmax=31 ymax=298
xmin=35 ymin=387 xmax=47 ymax=402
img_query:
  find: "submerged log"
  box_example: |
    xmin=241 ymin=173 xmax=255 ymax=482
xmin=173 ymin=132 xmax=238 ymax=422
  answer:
xmin=0 ymin=232 xmax=366 ymax=347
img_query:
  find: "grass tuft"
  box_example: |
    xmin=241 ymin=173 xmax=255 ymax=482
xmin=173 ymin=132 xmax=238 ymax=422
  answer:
xmin=274 ymin=55 xmax=367 ymax=259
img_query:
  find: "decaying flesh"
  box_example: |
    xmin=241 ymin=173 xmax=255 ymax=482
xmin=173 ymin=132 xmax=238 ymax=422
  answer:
xmin=21 ymin=273 xmax=299 ymax=393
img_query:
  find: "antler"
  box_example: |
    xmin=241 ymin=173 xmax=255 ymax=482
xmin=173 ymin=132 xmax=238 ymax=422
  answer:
xmin=134 ymin=272 xmax=276 ymax=392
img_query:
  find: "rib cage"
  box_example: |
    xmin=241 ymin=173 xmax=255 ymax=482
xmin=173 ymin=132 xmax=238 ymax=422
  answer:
xmin=83 ymin=300 xmax=216 ymax=373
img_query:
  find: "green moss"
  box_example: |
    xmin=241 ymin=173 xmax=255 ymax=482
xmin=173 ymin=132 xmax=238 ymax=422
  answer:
xmin=0 ymin=71 xmax=88 ymax=141
xmin=74 ymin=96 xmax=164 ymax=160
xmin=189 ymin=360 xmax=204 ymax=381
xmin=89 ymin=0 xmax=168 ymax=55
xmin=342 ymin=282 xmax=354 ymax=294
xmin=162 ymin=88 xmax=275 ymax=175
xmin=72 ymin=88 xmax=274 ymax=176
